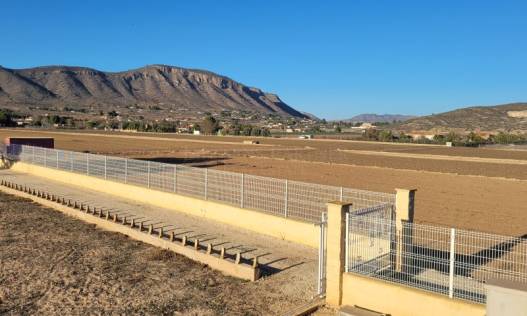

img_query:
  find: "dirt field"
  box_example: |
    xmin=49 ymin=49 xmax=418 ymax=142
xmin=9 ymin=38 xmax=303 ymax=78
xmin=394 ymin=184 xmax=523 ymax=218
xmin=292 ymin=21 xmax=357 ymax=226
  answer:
xmin=0 ymin=192 xmax=315 ymax=315
xmin=1 ymin=129 xmax=527 ymax=236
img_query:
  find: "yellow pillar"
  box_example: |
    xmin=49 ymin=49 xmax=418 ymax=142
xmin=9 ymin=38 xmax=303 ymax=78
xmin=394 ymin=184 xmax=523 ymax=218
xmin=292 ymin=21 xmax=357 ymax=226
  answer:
xmin=325 ymin=201 xmax=352 ymax=307
xmin=394 ymin=188 xmax=417 ymax=273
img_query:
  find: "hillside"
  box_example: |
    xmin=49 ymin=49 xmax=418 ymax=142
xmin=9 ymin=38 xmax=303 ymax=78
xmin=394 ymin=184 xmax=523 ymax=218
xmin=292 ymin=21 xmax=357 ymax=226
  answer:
xmin=397 ymin=103 xmax=527 ymax=132
xmin=0 ymin=65 xmax=305 ymax=118
xmin=344 ymin=113 xmax=415 ymax=123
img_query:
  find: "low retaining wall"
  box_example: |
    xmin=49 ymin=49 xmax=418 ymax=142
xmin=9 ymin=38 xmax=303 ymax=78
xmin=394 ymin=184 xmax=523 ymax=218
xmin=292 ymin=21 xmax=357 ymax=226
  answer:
xmin=341 ymin=273 xmax=485 ymax=316
xmin=0 ymin=181 xmax=260 ymax=281
xmin=10 ymin=162 xmax=320 ymax=248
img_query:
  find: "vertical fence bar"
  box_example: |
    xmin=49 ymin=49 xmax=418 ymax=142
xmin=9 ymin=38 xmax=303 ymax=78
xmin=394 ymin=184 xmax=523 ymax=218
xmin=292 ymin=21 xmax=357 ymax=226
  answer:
xmin=70 ymin=151 xmax=73 ymax=171
xmin=173 ymin=164 xmax=177 ymax=192
xmin=56 ymin=150 xmax=59 ymax=169
xmin=449 ymin=228 xmax=456 ymax=299
xmin=32 ymin=146 xmax=35 ymax=164
xmin=240 ymin=173 xmax=244 ymax=208
xmin=147 ymin=161 xmax=150 ymax=188
xmin=104 ymin=156 xmax=107 ymax=179
xmin=345 ymin=211 xmax=350 ymax=272
xmin=124 ymin=158 xmax=128 ymax=183
xmin=284 ymin=179 xmax=288 ymax=218
xmin=340 ymin=186 xmax=344 ymax=202
xmin=204 ymin=169 xmax=208 ymax=200
xmin=317 ymin=212 xmax=327 ymax=295
xmin=44 ymin=148 xmax=47 ymax=167
xmin=86 ymin=153 xmax=89 ymax=175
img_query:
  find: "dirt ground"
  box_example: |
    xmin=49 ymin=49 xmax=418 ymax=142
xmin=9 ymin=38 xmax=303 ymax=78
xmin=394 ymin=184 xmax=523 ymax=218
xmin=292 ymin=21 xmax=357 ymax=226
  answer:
xmin=0 ymin=192 xmax=318 ymax=315
xmin=1 ymin=129 xmax=526 ymax=236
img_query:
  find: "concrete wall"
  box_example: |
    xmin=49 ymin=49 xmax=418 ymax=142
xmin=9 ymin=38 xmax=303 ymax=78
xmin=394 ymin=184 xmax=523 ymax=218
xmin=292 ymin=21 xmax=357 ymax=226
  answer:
xmin=11 ymin=162 xmax=319 ymax=248
xmin=342 ymin=273 xmax=485 ymax=316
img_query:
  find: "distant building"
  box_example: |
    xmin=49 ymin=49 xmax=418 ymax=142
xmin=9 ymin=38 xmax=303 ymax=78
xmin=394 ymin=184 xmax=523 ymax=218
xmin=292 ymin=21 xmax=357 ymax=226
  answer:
xmin=351 ymin=122 xmax=375 ymax=130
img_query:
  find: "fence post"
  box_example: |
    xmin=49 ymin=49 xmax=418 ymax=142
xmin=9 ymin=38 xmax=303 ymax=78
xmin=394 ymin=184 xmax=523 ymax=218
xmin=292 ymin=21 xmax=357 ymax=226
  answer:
xmin=32 ymin=146 xmax=35 ymax=164
xmin=104 ymin=156 xmax=107 ymax=179
xmin=204 ymin=169 xmax=208 ymax=200
xmin=284 ymin=180 xmax=288 ymax=218
xmin=345 ymin=211 xmax=350 ymax=272
xmin=124 ymin=158 xmax=128 ymax=183
xmin=449 ymin=228 xmax=456 ymax=299
xmin=340 ymin=187 xmax=343 ymax=202
xmin=56 ymin=150 xmax=59 ymax=169
xmin=44 ymin=149 xmax=47 ymax=167
xmin=394 ymin=188 xmax=417 ymax=273
xmin=86 ymin=153 xmax=89 ymax=175
xmin=317 ymin=212 xmax=328 ymax=295
xmin=325 ymin=201 xmax=352 ymax=306
xmin=240 ymin=173 xmax=244 ymax=208
xmin=147 ymin=161 xmax=150 ymax=188
xmin=70 ymin=151 xmax=73 ymax=171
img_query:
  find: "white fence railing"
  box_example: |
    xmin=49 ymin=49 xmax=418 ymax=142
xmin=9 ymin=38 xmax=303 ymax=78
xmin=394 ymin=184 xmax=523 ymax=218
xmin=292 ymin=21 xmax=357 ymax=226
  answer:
xmin=4 ymin=144 xmax=396 ymax=223
xmin=346 ymin=214 xmax=527 ymax=304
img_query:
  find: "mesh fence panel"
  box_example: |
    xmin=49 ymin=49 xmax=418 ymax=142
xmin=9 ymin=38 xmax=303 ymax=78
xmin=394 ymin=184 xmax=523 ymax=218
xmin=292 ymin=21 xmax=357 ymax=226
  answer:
xmin=125 ymin=159 xmax=149 ymax=187
xmin=86 ymin=154 xmax=106 ymax=178
xmin=206 ymin=169 xmax=242 ymax=206
xmin=343 ymin=188 xmax=396 ymax=210
xmin=149 ymin=161 xmax=175 ymax=192
xmin=347 ymin=214 xmax=527 ymax=304
xmin=33 ymin=147 xmax=46 ymax=166
xmin=72 ymin=151 xmax=88 ymax=174
xmin=287 ymin=181 xmax=340 ymax=222
xmin=453 ymin=229 xmax=527 ymax=302
xmin=6 ymin=144 xmax=397 ymax=224
xmin=243 ymin=174 xmax=286 ymax=217
xmin=176 ymin=165 xmax=205 ymax=198
xmin=106 ymin=156 xmax=126 ymax=182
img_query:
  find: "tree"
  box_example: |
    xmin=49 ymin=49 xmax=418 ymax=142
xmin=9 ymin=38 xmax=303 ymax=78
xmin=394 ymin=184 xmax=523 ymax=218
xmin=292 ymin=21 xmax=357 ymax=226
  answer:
xmin=378 ymin=130 xmax=393 ymax=142
xmin=0 ymin=109 xmax=14 ymax=126
xmin=107 ymin=110 xmax=118 ymax=118
xmin=433 ymin=134 xmax=445 ymax=144
xmin=445 ymin=132 xmax=461 ymax=143
xmin=335 ymin=126 xmax=342 ymax=133
xmin=363 ymin=129 xmax=378 ymax=141
xmin=201 ymin=116 xmax=219 ymax=134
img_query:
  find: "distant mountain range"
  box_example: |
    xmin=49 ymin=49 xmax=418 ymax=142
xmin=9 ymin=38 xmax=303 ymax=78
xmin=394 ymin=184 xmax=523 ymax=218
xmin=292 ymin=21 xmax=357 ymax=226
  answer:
xmin=343 ymin=113 xmax=416 ymax=123
xmin=397 ymin=103 xmax=527 ymax=132
xmin=0 ymin=64 xmax=306 ymax=118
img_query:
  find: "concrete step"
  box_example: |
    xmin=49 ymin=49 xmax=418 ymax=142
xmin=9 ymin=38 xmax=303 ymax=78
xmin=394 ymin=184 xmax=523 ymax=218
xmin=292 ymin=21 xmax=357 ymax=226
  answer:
xmin=339 ymin=305 xmax=388 ymax=316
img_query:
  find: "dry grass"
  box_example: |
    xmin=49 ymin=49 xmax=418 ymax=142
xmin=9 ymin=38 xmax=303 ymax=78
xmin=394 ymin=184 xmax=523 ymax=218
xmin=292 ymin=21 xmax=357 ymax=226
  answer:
xmin=0 ymin=192 xmax=310 ymax=315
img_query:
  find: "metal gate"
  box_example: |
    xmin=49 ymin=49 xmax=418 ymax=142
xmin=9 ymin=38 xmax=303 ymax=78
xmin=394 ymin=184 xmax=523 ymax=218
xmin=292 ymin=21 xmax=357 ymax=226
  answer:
xmin=345 ymin=204 xmax=395 ymax=274
xmin=317 ymin=212 xmax=327 ymax=296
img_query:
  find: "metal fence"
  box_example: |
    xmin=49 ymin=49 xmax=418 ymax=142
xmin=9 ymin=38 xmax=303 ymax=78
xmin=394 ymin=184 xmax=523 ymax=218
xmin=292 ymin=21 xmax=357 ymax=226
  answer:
xmin=346 ymin=213 xmax=527 ymax=304
xmin=4 ymin=144 xmax=396 ymax=223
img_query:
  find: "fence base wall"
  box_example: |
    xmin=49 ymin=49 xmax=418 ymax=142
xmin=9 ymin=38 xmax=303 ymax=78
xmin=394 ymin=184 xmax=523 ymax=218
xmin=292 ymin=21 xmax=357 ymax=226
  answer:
xmin=11 ymin=162 xmax=319 ymax=248
xmin=341 ymin=273 xmax=485 ymax=316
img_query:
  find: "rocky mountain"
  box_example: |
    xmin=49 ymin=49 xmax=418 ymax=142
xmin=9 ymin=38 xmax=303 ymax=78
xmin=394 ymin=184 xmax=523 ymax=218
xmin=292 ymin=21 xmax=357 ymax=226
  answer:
xmin=0 ymin=65 xmax=305 ymax=118
xmin=397 ymin=103 xmax=527 ymax=132
xmin=344 ymin=113 xmax=416 ymax=123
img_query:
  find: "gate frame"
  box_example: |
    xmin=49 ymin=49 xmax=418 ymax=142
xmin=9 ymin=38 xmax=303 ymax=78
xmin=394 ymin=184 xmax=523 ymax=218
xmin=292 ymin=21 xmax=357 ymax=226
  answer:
xmin=317 ymin=211 xmax=328 ymax=296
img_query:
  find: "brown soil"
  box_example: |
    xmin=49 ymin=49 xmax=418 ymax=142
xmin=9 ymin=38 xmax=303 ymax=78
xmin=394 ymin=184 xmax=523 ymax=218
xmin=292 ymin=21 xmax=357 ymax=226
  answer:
xmin=0 ymin=192 xmax=313 ymax=315
xmin=1 ymin=129 xmax=526 ymax=236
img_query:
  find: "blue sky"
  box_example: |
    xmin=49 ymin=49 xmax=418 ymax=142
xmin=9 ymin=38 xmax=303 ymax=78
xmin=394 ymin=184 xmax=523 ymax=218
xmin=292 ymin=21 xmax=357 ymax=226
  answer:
xmin=1 ymin=1 xmax=526 ymax=119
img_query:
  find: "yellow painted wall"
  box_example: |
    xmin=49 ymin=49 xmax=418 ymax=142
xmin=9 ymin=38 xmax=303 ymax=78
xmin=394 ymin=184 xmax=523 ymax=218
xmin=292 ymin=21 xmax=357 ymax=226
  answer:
xmin=11 ymin=162 xmax=319 ymax=248
xmin=341 ymin=273 xmax=485 ymax=316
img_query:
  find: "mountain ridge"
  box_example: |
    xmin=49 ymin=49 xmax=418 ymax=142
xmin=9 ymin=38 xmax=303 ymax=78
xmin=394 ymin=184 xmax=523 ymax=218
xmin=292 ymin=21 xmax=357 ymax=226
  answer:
xmin=396 ymin=102 xmax=527 ymax=132
xmin=0 ymin=64 xmax=306 ymax=118
xmin=342 ymin=113 xmax=416 ymax=123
